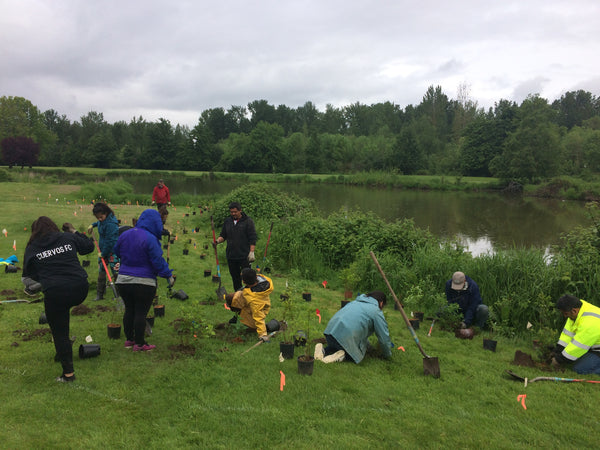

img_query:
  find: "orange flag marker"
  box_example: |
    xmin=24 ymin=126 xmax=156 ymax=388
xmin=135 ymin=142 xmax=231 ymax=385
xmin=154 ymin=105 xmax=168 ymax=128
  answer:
xmin=279 ymin=371 xmax=286 ymax=391
xmin=316 ymin=308 xmax=321 ymax=323
xmin=397 ymin=346 xmax=405 ymax=352
xmin=224 ymin=303 xmax=231 ymax=310
xmin=517 ymin=394 xmax=527 ymax=410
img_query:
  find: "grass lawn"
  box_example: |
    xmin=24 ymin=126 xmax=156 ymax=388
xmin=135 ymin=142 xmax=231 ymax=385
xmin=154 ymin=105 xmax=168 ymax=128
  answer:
xmin=1 ymin=181 xmax=598 ymax=449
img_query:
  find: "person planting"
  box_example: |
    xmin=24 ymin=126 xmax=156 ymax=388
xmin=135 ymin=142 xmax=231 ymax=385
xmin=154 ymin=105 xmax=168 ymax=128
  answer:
xmin=87 ymin=202 xmax=120 ymax=301
xmin=224 ymin=268 xmax=273 ymax=341
xmin=22 ymin=217 xmax=95 ymax=382
xmin=213 ymin=201 xmax=257 ymax=291
xmin=151 ymin=179 xmax=171 ymax=209
xmin=445 ymin=271 xmax=489 ymax=329
xmin=114 ymin=209 xmax=175 ymax=352
xmin=551 ymin=294 xmax=600 ymax=375
xmin=315 ymin=291 xmax=393 ymax=364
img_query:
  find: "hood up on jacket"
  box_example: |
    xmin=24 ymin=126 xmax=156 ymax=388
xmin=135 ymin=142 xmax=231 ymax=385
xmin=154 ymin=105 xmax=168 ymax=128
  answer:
xmin=136 ymin=209 xmax=164 ymax=240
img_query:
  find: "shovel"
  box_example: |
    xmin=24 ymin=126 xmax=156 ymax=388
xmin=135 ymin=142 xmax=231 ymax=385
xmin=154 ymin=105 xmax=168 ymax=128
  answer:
xmin=370 ymin=251 xmax=440 ymax=378
xmin=506 ymin=369 xmax=600 ymax=387
xmin=91 ymin=235 xmax=124 ymax=310
xmin=210 ymin=215 xmax=224 ymax=299
xmin=257 ymin=221 xmax=274 ymax=273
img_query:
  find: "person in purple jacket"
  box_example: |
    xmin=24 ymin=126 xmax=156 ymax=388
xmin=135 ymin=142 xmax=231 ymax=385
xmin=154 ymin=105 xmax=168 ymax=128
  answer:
xmin=114 ymin=209 xmax=174 ymax=352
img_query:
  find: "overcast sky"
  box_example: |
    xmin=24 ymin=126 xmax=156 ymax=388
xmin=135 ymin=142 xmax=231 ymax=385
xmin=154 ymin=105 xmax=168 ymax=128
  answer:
xmin=1 ymin=0 xmax=599 ymax=128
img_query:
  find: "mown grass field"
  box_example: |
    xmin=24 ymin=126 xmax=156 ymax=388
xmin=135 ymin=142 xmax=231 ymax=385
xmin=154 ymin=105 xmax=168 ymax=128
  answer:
xmin=0 ymin=180 xmax=598 ymax=449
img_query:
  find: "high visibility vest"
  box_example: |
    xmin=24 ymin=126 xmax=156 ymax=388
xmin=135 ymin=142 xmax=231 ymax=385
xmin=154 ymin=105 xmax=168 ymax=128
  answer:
xmin=557 ymin=300 xmax=600 ymax=362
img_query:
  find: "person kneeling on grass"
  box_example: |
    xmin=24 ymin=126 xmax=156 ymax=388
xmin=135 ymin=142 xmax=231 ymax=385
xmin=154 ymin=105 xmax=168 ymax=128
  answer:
xmin=315 ymin=291 xmax=393 ymax=364
xmin=551 ymin=294 xmax=600 ymax=375
xmin=225 ymin=268 xmax=273 ymax=341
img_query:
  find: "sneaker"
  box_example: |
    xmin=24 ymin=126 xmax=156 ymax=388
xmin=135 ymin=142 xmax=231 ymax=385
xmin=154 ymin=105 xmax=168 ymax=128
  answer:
xmin=133 ymin=344 xmax=156 ymax=352
xmin=314 ymin=343 xmax=325 ymax=361
xmin=323 ymin=350 xmax=345 ymax=363
xmin=124 ymin=340 xmax=135 ymax=349
xmin=56 ymin=374 xmax=76 ymax=383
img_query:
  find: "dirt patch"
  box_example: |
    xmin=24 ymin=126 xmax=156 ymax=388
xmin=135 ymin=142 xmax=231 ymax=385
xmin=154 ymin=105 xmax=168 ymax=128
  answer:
xmin=1 ymin=289 xmax=16 ymax=296
xmin=13 ymin=328 xmax=52 ymax=341
xmin=213 ymin=322 xmax=255 ymax=343
xmin=94 ymin=305 xmax=114 ymax=312
xmin=72 ymin=304 xmax=92 ymax=315
xmin=167 ymin=344 xmax=196 ymax=357
xmin=512 ymin=350 xmax=536 ymax=367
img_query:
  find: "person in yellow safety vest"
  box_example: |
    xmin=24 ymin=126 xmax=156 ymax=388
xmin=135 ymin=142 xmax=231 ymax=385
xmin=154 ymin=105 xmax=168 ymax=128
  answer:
xmin=552 ymin=294 xmax=600 ymax=375
xmin=226 ymin=268 xmax=273 ymax=341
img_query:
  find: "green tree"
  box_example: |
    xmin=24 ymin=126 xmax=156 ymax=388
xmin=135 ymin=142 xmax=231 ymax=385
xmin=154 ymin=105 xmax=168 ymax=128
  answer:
xmin=87 ymin=129 xmax=118 ymax=168
xmin=552 ymin=90 xmax=597 ymax=129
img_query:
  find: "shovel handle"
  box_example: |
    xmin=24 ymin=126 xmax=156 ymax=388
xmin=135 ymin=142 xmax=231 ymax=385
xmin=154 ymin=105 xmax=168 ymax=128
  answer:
xmin=210 ymin=216 xmax=221 ymax=278
xmin=370 ymin=251 xmax=431 ymax=358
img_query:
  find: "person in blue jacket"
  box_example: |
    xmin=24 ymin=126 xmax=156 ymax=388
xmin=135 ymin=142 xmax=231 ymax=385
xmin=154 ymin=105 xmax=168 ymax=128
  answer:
xmin=445 ymin=271 xmax=489 ymax=329
xmin=114 ymin=209 xmax=174 ymax=352
xmin=87 ymin=202 xmax=120 ymax=301
xmin=315 ymin=291 xmax=393 ymax=364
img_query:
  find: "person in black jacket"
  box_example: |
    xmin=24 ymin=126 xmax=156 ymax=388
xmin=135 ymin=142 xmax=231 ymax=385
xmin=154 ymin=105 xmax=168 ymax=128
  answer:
xmin=22 ymin=217 xmax=95 ymax=382
xmin=213 ymin=202 xmax=257 ymax=291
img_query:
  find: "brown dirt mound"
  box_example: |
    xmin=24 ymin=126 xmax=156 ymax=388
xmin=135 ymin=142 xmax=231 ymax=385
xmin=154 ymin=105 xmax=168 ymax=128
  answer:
xmin=94 ymin=305 xmax=114 ymax=312
xmin=12 ymin=328 xmax=52 ymax=341
xmin=71 ymin=304 xmax=92 ymax=315
xmin=1 ymin=289 xmax=16 ymax=296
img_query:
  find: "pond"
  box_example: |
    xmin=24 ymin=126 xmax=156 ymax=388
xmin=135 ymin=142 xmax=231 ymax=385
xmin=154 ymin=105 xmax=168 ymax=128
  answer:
xmin=130 ymin=175 xmax=591 ymax=255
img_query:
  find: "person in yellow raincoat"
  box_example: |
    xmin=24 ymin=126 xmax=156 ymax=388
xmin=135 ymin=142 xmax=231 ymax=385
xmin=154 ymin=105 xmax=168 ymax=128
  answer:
xmin=226 ymin=268 xmax=273 ymax=341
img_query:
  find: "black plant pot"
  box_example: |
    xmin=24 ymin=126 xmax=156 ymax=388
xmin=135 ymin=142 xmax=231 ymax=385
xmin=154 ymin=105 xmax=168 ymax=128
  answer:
xmin=82 ymin=260 xmax=91 ymax=267
xmin=4 ymin=264 xmax=17 ymax=273
xmin=483 ymin=338 xmax=497 ymax=352
xmin=146 ymin=316 xmax=155 ymax=327
xmin=79 ymin=344 xmax=101 ymax=359
xmin=204 ymin=269 xmax=211 ymax=277
xmin=212 ymin=275 xmax=220 ymax=283
xmin=341 ymin=300 xmax=350 ymax=308
xmin=409 ymin=318 xmax=420 ymax=330
xmin=107 ymin=324 xmax=121 ymax=339
xmin=183 ymin=249 xmax=189 ymax=255
xmin=154 ymin=305 xmax=165 ymax=317
xmin=302 ymin=292 xmax=311 ymax=302
xmin=414 ymin=311 xmax=425 ymax=322
xmin=280 ymin=342 xmax=295 ymax=360
xmin=297 ymin=355 xmax=314 ymax=375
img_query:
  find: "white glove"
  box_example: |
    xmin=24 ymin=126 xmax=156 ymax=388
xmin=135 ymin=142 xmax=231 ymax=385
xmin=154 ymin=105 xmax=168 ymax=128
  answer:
xmin=87 ymin=225 xmax=94 ymax=234
xmin=248 ymin=251 xmax=255 ymax=262
xmin=168 ymin=276 xmax=176 ymax=287
xmin=259 ymin=334 xmax=270 ymax=343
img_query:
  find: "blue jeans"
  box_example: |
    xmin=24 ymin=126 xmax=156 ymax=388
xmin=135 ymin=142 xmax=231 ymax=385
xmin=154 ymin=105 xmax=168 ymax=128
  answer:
xmin=572 ymin=352 xmax=600 ymax=375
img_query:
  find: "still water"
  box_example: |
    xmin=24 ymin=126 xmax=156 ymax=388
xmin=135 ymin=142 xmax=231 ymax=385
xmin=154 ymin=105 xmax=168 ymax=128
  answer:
xmin=132 ymin=176 xmax=591 ymax=255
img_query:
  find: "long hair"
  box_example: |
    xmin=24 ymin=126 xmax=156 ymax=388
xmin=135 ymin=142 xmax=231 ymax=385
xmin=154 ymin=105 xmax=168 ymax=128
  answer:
xmin=27 ymin=216 xmax=60 ymax=246
xmin=92 ymin=202 xmax=114 ymax=217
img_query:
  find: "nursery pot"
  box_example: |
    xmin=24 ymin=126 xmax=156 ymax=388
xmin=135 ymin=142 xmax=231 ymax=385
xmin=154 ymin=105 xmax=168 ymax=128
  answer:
xmin=212 ymin=275 xmax=221 ymax=283
xmin=4 ymin=264 xmax=17 ymax=273
xmin=146 ymin=316 xmax=155 ymax=327
xmin=409 ymin=318 xmax=420 ymax=330
xmin=154 ymin=305 xmax=165 ymax=317
xmin=341 ymin=300 xmax=350 ymax=309
xmin=204 ymin=269 xmax=211 ymax=277
xmin=483 ymin=338 xmax=497 ymax=352
xmin=344 ymin=290 xmax=353 ymax=299
xmin=280 ymin=294 xmax=289 ymax=301
xmin=297 ymin=355 xmax=315 ymax=375
xmin=302 ymin=292 xmax=311 ymax=302
xmin=266 ymin=319 xmax=280 ymax=333
xmin=280 ymin=342 xmax=295 ymax=360
xmin=171 ymin=289 xmax=189 ymax=300
xmin=182 ymin=249 xmax=189 ymax=255
xmin=107 ymin=323 xmax=121 ymax=339
xmin=79 ymin=344 xmax=101 ymax=359
xmin=413 ymin=311 xmax=425 ymax=322
xmin=294 ymin=330 xmax=307 ymax=347
xmin=82 ymin=260 xmax=91 ymax=267
xmin=163 ymin=244 xmax=169 ymax=249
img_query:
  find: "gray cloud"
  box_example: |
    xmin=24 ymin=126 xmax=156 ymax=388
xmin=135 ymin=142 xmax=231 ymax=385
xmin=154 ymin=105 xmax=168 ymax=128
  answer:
xmin=1 ymin=0 xmax=599 ymax=127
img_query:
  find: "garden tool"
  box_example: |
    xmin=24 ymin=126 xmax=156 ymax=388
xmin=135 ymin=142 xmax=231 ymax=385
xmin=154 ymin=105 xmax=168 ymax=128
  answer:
xmin=240 ymin=329 xmax=283 ymax=355
xmin=370 ymin=251 xmax=440 ymax=378
xmin=257 ymin=221 xmax=274 ymax=273
xmin=427 ymin=318 xmax=435 ymax=337
xmin=91 ymin=234 xmax=124 ymax=310
xmin=210 ymin=215 xmax=222 ymax=286
xmin=0 ymin=299 xmax=39 ymax=304
xmin=505 ymin=369 xmax=600 ymax=387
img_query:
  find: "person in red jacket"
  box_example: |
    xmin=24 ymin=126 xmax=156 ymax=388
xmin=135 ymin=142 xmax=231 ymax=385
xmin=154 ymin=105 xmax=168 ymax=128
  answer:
xmin=151 ymin=179 xmax=171 ymax=209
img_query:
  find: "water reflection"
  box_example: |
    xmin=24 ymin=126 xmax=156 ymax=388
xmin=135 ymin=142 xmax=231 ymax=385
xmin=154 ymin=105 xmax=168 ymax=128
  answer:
xmin=125 ymin=175 xmax=591 ymax=253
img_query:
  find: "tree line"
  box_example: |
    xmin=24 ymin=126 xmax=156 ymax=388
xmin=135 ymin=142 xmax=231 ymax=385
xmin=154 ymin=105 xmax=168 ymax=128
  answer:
xmin=1 ymin=86 xmax=600 ymax=181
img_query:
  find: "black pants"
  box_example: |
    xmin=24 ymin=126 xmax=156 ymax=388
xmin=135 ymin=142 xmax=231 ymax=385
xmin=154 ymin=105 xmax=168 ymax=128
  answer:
xmin=44 ymin=281 xmax=89 ymax=375
xmin=118 ymin=283 xmax=156 ymax=346
xmin=227 ymin=258 xmax=250 ymax=291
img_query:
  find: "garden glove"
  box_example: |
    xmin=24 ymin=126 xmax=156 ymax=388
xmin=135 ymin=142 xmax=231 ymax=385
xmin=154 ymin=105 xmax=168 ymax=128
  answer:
xmin=168 ymin=202 xmax=171 ymax=206
xmin=168 ymin=276 xmax=176 ymax=287
xmin=212 ymin=241 xmax=218 ymax=250
xmin=259 ymin=334 xmax=270 ymax=343
xmin=460 ymin=321 xmax=467 ymax=329
xmin=550 ymin=356 xmax=561 ymax=369
xmin=248 ymin=251 xmax=255 ymax=262
xmin=87 ymin=224 xmax=94 ymax=234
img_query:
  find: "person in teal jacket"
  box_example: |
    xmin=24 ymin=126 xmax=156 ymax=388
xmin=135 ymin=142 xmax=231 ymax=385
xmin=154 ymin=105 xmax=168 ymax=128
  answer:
xmin=87 ymin=202 xmax=120 ymax=301
xmin=316 ymin=291 xmax=393 ymax=364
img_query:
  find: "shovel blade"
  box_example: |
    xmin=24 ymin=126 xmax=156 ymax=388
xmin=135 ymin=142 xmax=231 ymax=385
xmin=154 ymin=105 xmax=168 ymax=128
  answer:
xmin=423 ymin=356 xmax=441 ymax=378
xmin=216 ymin=286 xmax=227 ymax=302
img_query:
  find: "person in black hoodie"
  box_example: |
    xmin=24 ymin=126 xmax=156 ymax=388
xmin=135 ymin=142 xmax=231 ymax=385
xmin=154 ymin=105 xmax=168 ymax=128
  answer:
xmin=213 ymin=202 xmax=257 ymax=291
xmin=22 ymin=217 xmax=95 ymax=382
